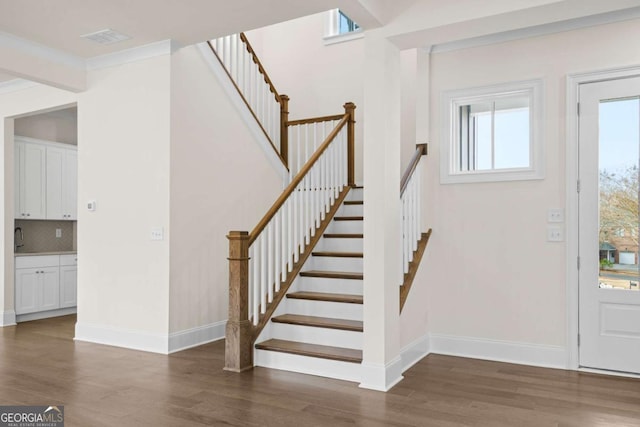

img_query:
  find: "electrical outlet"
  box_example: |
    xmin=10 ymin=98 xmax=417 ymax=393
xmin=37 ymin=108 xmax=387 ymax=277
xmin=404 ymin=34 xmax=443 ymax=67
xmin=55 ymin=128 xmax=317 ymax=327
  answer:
xmin=150 ymin=227 xmax=164 ymax=241
xmin=548 ymin=208 xmax=564 ymax=223
xmin=547 ymin=226 xmax=564 ymax=242
xmin=55 ymin=229 xmax=62 ymax=238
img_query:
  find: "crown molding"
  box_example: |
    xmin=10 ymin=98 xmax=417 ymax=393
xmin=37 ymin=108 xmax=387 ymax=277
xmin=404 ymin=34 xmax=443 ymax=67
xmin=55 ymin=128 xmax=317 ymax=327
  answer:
xmin=431 ymin=6 xmax=640 ymax=54
xmin=0 ymin=30 xmax=85 ymax=68
xmin=86 ymin=39 xmax=180 ymax=71
xmin=0 ymin=78 xmax=40 ymax=95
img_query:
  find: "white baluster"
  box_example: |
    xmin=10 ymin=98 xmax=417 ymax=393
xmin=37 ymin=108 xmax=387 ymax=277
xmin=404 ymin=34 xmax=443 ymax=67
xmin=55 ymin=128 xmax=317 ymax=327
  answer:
xmin=253 ymin=236 xmax=260 ymax=321
xmin=275 ymin=211 xmax=281 ymax=292
xmin=267 ymin=221 xmax=274 ymax=303
xmin=260 ymin=231 xmax=266 ymax=313
xmin=281 ymin=202 xmax=287 ymax=281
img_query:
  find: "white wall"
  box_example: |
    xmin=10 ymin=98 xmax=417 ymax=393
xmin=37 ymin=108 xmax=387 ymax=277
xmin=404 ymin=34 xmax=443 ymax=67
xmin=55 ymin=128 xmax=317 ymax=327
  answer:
xmin=246 ymin=13 xmax=365 ymax=183
xmin=168 ymin=46 xmax=282 ymax=336
xmin=75 ymin=55 xmax=172 ymax=346
xmin=401 ymin=18 xmax=640 ymax=362
xmin=0 ymin=84 xmax=77 ymax=325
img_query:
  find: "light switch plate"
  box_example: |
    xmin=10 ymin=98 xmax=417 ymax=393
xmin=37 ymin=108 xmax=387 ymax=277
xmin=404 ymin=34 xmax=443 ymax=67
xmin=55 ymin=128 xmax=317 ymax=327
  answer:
xmin=151 ymin=227 xmax=164 ymax=241
xmin=87 ymin=200 xmax=97 ymax=211
xmin=547 ymin=226 xmax=564 ymax=242
xmin=55 ymin=229 xmax=62 ymax=238
xmin=548 ymin=208 xmax=564 ymax=223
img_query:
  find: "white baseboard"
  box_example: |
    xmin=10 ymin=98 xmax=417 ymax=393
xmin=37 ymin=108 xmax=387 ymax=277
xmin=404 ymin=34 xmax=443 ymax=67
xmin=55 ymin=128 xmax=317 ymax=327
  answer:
xmin=75 ymin=322 xmax=170 ymax=354
xmin=16 ymin=307 xmax=76 ymax=323
xmin=75 ymin=320 xmax=227 ymax=355
xmin=1 ymin=310 xmax=16 ymax=327
xmin=400 ymin=334 xmax=430 ymax=372
xmin=429 ymin=333 xmax=567 ymax=369
xmin=359 ymin=356 xmax=404 ymax=391
xmin=168 ymin=321 xmax=226 ymax=353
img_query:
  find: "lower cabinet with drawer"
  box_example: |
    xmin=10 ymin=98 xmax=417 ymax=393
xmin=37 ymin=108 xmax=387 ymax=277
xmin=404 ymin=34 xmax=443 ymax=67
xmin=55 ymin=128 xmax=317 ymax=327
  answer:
xmin=15 ymin=254 xmax=77 ymax=316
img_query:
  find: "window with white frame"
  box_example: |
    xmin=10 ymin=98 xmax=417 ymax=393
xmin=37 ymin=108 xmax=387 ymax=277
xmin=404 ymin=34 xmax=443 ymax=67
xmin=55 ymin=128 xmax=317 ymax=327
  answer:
xmin=441 ymin=79 xmax=544 ymax=184
xmin=324 ymin=9 xmax=362 ymax=44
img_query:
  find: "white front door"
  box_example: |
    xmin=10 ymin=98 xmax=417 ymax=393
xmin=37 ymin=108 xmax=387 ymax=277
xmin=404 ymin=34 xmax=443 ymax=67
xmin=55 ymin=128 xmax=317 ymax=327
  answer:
xmin=579 ymin=76 xmax=640 ymax=374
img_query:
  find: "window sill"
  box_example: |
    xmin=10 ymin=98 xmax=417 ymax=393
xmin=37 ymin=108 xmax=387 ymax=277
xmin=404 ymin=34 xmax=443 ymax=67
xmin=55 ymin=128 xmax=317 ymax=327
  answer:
xmin=440 ymin=168 xmax=545 ymax=184
xmin=323 ymin=31 xmax=364 ymax=46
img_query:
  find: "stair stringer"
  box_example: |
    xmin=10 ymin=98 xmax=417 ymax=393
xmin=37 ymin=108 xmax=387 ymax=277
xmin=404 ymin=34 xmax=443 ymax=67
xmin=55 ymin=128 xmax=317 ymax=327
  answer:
xmin=197 ymin=42 xmax=288 ymax=183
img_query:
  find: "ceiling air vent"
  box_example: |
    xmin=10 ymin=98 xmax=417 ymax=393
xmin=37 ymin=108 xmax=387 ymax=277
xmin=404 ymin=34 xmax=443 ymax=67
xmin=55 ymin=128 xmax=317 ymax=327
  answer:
xmin=81 ymin=29 xmax=130 ymax=45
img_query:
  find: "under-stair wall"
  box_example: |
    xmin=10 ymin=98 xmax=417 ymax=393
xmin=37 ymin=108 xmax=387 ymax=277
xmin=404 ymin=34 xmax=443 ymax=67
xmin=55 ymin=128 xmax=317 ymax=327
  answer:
xmin=168 ymin=45 xmax=284 ymax=348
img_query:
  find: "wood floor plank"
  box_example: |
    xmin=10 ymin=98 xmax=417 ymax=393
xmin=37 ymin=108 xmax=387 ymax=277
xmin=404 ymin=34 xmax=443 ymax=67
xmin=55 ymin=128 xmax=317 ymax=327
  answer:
xmin=0 ymin=315 xmax=639 ymax=426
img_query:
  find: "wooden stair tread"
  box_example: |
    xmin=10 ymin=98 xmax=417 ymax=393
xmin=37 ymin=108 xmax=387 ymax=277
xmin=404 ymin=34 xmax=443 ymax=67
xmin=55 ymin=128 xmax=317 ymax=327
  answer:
xmin=299 ymin=270 xmax=363 ymax=280
xmin=312 ymin=251 xmax=363 ymax=258
xmin=344 ymin=200 xmax=363 ymax=205
xmin=324 ymin=233 xmax=363 ymax=238
xmin=287 ymin=291 xmax=363 ymax=304
xmin=334 ymin=216 xmax=363 ymax=221
xmin=255 ymin=339 xmax=362 ymax=363
xmin=272 ymin=314 xmax=363 ymax=332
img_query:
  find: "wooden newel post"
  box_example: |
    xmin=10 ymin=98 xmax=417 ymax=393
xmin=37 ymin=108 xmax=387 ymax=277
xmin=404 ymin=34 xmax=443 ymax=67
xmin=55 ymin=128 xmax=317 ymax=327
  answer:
xmin=225 ymin=231 xmax=253 ymax=372
xmin=280 ymin=94 xmax=290 ymax=166
xmin=344 ymin=102 xmax=356 ymax=187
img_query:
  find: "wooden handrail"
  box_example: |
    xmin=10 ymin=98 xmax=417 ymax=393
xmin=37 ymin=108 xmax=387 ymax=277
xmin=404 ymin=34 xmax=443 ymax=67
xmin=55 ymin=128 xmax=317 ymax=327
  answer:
xmin=400 ymin=144 xmax=428 ymax=197
xmin=287 ymin=114 xmax=346 ymax=126
xmin=249 ymin=114 xmax=349 ymax=245
xmin=239 ymin=33 xmax=281 ymax=102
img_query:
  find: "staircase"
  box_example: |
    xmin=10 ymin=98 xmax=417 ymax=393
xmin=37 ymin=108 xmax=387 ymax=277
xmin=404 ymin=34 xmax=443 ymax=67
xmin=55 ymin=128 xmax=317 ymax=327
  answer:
xmin=210 ymin=32 xmax=431 ymax=385
xmin=254 ymin=187 xmax=363 ymax=381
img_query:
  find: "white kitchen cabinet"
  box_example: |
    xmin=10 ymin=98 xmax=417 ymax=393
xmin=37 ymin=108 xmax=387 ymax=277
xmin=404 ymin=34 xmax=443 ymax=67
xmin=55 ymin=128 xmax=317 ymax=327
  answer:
xmin=15 ymin=254 xmax=76 ymax=317
xmin=15 ymin=267 xmax=39 ymax=314
xmin=15 ymin=136 xmax=77 ymax=221
xmin=59 ymin=255 xmax=78 ymax=308
xmin=15 ymin=140 xmax=46 ymax=220
xmin=15 ymin=266 xmax=60 ymax=315
xmin=46 ymin=146 xmax=78 ymax=220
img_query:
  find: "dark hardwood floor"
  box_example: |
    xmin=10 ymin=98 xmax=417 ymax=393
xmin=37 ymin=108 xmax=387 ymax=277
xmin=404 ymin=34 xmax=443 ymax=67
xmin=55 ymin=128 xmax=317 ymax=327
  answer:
xmin=1 ymin=315 xmax=639 ymax=426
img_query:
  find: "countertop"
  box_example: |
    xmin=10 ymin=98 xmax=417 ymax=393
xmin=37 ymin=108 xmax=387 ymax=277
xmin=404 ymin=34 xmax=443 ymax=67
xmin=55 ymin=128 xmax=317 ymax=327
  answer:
xmin=15 ymin=251 xmax=77 ymax=257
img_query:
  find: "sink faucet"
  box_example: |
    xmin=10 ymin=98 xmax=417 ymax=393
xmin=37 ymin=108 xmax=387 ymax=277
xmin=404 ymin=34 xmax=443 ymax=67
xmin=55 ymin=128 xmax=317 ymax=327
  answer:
xmin=14 ymin=227 xmax=23 ymax=252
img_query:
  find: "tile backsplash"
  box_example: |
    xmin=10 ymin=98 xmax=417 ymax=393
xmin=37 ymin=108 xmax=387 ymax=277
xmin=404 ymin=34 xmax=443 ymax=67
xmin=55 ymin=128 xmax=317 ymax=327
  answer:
xmin=14 ymin=220 xmax=76 ymax=253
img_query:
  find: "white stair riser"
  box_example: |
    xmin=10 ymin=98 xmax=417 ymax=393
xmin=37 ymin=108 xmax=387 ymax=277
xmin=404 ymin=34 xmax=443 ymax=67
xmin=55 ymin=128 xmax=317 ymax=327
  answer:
xmin=285 ymin=299 xmax=363 ymax=321
xmin=296 ymin=276 xmax=363 ymax=295
xmin=269 ymin=323 xmax=362 ymax=349
xmin=254 ymin=349 xmax=361 ymax=383
xmin=326 ymin=220 xmax=363 ymax=234
xmin=337 ymin=204 xmax=363 ymax=217
xmin=346 ymin=188 xmax=363 ymax=200
xmin=315 ymin=237 xmax=363 ymax=252
xmin=308 ymin=256 xmax=363 ymax=272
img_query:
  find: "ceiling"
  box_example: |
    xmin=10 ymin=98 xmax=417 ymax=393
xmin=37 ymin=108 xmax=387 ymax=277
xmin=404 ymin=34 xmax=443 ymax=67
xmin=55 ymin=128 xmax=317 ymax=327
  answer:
xmin=0 ymin=0 xmax=356 ymax=59
xmin=1 ymin=0 xmax=640 ymax=90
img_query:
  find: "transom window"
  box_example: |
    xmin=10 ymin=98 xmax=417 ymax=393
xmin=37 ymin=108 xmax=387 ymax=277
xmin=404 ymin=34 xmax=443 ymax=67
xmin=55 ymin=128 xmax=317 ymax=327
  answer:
xmin=324 ymin=9 xmax=362 ymax=45
xmin=441 ymin=79 xmax=544 ymax=184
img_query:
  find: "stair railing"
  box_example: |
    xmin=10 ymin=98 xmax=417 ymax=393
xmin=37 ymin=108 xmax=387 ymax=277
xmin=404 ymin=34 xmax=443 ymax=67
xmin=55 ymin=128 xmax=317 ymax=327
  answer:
xmin=209 ymin=33 xmax=290 ymax=166
xmin=400 ymin=144 xmax=431 ymax=312
xmin=225 ymin=103 xmax=356 ymax=372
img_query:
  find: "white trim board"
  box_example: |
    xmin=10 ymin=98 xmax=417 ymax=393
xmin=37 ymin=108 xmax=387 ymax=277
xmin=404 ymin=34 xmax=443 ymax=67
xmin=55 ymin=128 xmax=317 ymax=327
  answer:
xmin=565 ymin=64 xmax=640 ymax=371
xmin=16 ymin=307 xmax=76 ymax=323
xmin=400 ymin=334 xmax=430 ymax=372
xmin=168 ymin=321 xmax=226 ymax=353
xmin=0 ymin=310 xmax=16 ymax=327
xmin=75 ymin=321 xmax=226 ymax=355
xmin=359 ymin=357 xmax=404 ymax=392
xmin=0 ymin=79 xmax=40 ymax=95
xmin=86 ymin=40 xmax=177 ymax=71
xmin=429 ymin=333 xmax=567 ymax=369
xmin=197 ymin=42 xmax=289 ymax=182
